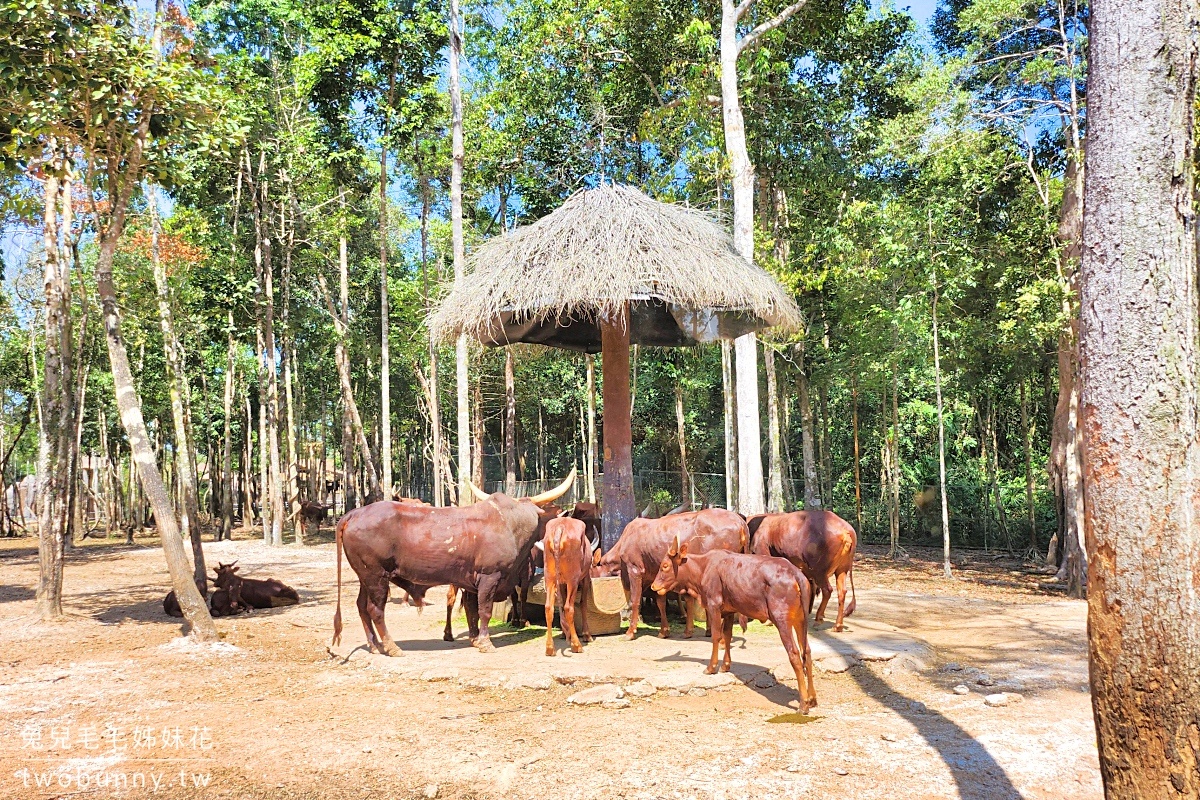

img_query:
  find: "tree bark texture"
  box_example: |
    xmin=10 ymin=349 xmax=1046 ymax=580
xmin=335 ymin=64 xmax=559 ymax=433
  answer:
xmin=764 ymin=346 xmax=784 ymax=512
xmin=449 ymin=0 xmax=471 ymax=506
xmin=1080 ymin=1 xmax=1200 ymax=794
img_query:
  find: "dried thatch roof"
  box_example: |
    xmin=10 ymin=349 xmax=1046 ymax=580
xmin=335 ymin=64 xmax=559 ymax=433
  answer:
xmin=428 ymin=183 xmax=803 ymax=350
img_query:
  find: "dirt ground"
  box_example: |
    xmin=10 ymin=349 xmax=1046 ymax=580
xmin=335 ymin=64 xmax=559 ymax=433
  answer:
xmin=0 ymin=527 xmax=1101 ymax=800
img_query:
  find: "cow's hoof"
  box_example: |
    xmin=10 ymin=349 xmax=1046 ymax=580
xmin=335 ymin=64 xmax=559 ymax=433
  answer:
xmin=624 ymin=629 xmax=637 ymax=640
xmin=683 ymin=630 xmax=694 ymax=639
xmin=381 ymin=644 xmax=403 ymax=657
xmin=545 ymin=648 xmax=556 ymax=657
xmin=704 ymin=666 xmax=717 ymax=675
xmin=719 ymin=664 xmax=731 ymax=673
xmin=834 ymin=625 xmax=844 ymax=633
xmin=570 ymin=644 xmax=583 ymax=654
xmin=582 ymin=634 xmax=594 ymax=643
xmin=475 ymin=640 xmax=496 ymax=653
xmin=657 ymin=630 xmax=670 ymax=639
xmin=443 ymin=632 xmax=454 ymax=642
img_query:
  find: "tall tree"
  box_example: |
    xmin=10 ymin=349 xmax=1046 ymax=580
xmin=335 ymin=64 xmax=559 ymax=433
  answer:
xmin=449 ymin=0 xmax=471 ymax=505
xmin=1079 ymin=0 xmax=1200 ymax=794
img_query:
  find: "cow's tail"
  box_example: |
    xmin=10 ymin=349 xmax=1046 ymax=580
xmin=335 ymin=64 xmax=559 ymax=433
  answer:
xmin=332 ymin=513 xmax=348 ymax=647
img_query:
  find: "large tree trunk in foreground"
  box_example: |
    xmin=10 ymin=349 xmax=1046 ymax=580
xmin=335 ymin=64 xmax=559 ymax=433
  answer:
xmin=1081 ymin=1 xmax=1200 ymax=794
xmin=149 ymin=187 xmax=205 ymax=589
xmin=36 ymin=164 xmax=72 ymax=620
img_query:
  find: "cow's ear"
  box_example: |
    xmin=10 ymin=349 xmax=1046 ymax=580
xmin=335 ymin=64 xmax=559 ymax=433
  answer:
xmin=678 ymin=541 xmax=690 ymax=559
xmin=667 ymin=535 xmax=680 ymax=558
xmin=534 ymin=540 xmax=545 ymax=552
xmin=232 ymin=566 xmax=240 ymax=573
xmin=591 ymin=547 xmax=603 ymax=567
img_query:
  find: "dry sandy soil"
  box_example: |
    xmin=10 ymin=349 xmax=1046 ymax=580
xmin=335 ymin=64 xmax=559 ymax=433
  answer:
xmin=0 ymin=528 xmax=1101 ymax=800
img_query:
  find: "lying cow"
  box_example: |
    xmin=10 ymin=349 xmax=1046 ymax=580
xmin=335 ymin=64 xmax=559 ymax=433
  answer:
xmin=333 ymin=470 xmax=575 ymax=655
xmin=209 ymin=585 xmax=247 ymax=617
xmin=538 ymin=515 xmax=596 ymax=656
xmin=651 ymin=538 xmax=818 ymax=713
xmin=213 ymin=562 xmax=300 ymax=610
xmin=593 ymin=508 xmax=748 ymax=639
xmin=749 ymin=510 xmax=857 ymax=631
xmin=163 ymin=579 xmax=206 ymax=618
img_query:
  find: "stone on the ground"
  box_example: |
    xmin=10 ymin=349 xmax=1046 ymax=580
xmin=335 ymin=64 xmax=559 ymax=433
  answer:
xmin=514 ymin=676 xmax=552 ymax=691
xmin=984 ymin=692 xmax=1024 ymax=707
xmin=602 ymin=698 xmax=631 ymax=710
xmin=833 ymin=767 xmax=849 ymax=776
xmin=816 ymin=654 xmax=861 ymax=674
xmin=751 ymin=671 xmax=778 ymax=689
xmin=648 ymin=671 xmax=736 ymax=692
xmin=941 ymin=662 xmax=962 ymax=673
xmin=423 ymin=784 xmax=439 ymax=799
xmin=624 ymin=680 xmax=656 ymax=698
xmin=567 ymin=684 xmax=624 ymax=705
xmin=975 ymin=672 xmax=996 ymax=687
xmin=687 ymin=687 xmax=707 ymax=697
xmin=909 ymin=700 xmax=928 ymax=714
xmin=953 ymin=684 xmax=970 ymax=695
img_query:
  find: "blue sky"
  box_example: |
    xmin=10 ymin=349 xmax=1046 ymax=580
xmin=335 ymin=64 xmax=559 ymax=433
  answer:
xmin=897 ymin=0 xmax=939 ymax=26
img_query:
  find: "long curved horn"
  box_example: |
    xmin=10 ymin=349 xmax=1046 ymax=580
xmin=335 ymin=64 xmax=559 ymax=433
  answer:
xmin=466 ymin=479 xmax=491 ymax=503
xmin=528 ymin=467 xmax=577 ymax=506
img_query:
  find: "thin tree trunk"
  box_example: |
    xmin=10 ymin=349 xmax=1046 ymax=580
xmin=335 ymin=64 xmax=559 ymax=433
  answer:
xmin=505 ymin=349 xmax=516 ymax=495
xmin=36 ymin=159 xmax=72 ymax=620
xmin=586 ymin=353 xmax=597 ymax=504
xmin=851 ymin=379 xmax=862 ymax=531
xmin=932 ymin=279 xmax=951 ymax=579
xmin=379 ymin=73 xmax=395 ymax=501
xmin=675 ymin=379 xmax=690 ymax=507
xmin=1020 ymin=376 xmax=1036 ymax=555
xmin=449 ymin=0 xmax=471 ymax=505
xmin=890 ymin=369 xmax=901 ymax=556
xmin=149 ymin=186 xmax=206 ymax=587
xmin=1080 ymin=1 xmax=1200 ymax=792
xmin=795 ymin=344 xmax=819 ymax=509
xmin=252 ymin=158 xmax=283 ymax=546
xmin=721 ymin=339 xmax=737 ymax=509
xmin=472 ymin=366 xmax=484 ymax=489
xmin=243 ymin=392 xmax=254 ymax=530
xmin=764 ymin=346 xmax=783 ymax=512
xmin=220 ymin=314 xmax=235 ymax=541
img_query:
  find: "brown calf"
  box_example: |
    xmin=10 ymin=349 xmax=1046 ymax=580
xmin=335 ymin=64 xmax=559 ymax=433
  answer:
xmin=748 ymin=510 xmax=857 ymax=631
xmin=650 ymin=540 xmax=818 ymax=713
xmin=536 ymin=516 xmax=596 ymax=656
xmin=213 ymin=562 xmax=300 ymax=610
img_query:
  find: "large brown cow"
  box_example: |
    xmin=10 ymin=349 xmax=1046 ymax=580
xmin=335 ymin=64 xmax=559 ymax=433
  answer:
xmin=651 ymin=539 xmax=818 ymax=713
xmin=593 ymin=508 xmax=748 ymax=639
xmin=748 ymin=510 xmax=857 ymax=632
xmin=333 ymin=470 xmax=575 ymax=655
xmin=536 ymin=515 xmax=596 ymax=656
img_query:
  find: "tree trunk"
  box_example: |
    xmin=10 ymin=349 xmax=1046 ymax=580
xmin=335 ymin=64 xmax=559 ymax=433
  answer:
xmin=795 ymin=344 xmax=820 ymax=509
xmin=586 ymin=353 xmax=597 ymax=504
xmin=379 ymin=75 xmax=394 ymax=501
xmin=851 ymin=380 xmax=862 ymax=531
xmin=472 ymin=369 xmax=484 ymax=490
xmin=720 ymin=0 xmax=763 ymax=515
xmin=932 ymin=280 xmax=952 ymax=578
xmin=220 ymin=314 xmax=235 ymax=541
xmin=721 ymin=339 xmax=737 ymax=509
xmin=600 ymin=304 xmax=635 ymax=551
xmin=764 ymin=346 xmax=784 ymax=512
xmin=675 ymin=379 xmax=690 ymax=508
xmin=252 ymin=158 xmax=284 ymax=546
xmin=36 ymin=161 xmax=72 ymax=620
xmin=448 ymin=0 xmax=471 ymax=505
xmin=1020 ymin=376 xmax=1036 ymax=555
xmin=1080 ymin=1 xmax=1200 ymax=793
xmin=149 ymin=186 xmax=206 ymax=587
xmin=90 ymin=102 xmax=215 ymax=637
xmin=505 ymin=349 xmax=516 ymax=495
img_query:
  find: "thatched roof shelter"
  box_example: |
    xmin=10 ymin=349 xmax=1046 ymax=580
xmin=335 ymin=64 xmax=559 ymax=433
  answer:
xmin=429 ymin=183 xmax=802 ymax=550
xmin=429 ymin=183 xmax=802 ymax=351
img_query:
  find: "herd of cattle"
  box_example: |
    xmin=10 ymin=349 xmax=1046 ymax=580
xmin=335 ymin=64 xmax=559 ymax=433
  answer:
xmin=159 ymin=470 xmax=856 ymax=712
xmin=330 ymin=470 xmax=856 ymax=713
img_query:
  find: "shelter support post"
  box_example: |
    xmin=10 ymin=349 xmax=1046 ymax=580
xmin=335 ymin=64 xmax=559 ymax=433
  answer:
xmin=601 ymin=304 xmax=635 ymax=551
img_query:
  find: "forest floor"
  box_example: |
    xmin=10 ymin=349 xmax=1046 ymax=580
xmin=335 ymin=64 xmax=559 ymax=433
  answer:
xmin=0 ymin=527 xmax=1100 ymax=800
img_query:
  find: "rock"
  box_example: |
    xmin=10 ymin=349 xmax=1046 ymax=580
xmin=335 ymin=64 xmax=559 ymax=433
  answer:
xmin=894 ymin=653 xmax=931 ymax=673
xmin=941 ymin=662 xmax=962 ymax=673
xmin=833 ymin=767 xmax=849 ymax=776
xmin=423 ymin=785 xmax=439 ymax=799
xmin=516 ymin=676 xmax=553 ymax=691
xmin=881 ymin=734 xmax=897 ymax=742
xmin=687 ymin=687 xmax=708 ymax=697
xmin=420 ymin=668 xmax=459 ymax=682
xmin=953 ymin=685 xmax=970 ymax=696
xmin=648 ymin=671 xmax=736 ymax=692
xmin=602 ymin=698 xmax=631 ymax=710
xmin=984 ymin=692 xmax=1024 ymax=708
xmin=975 ymin=673 xmax=996 ymax=687
xmin=816 ymin=654 xmax=861 ymax=674
xmin=624 ymin=680 xmax=656 ymax=698
xmin=667 ymin=689 xmax=683 ymax=697
xmin=908 ymin=701 xmax=928 ymax=714
xmin=567 ymin=684 xmax=624 ymax=706
xmin=785 ymin=765 xmax=803 ymax=773
xmin=751 ymin=672 xmax=778 ymax=689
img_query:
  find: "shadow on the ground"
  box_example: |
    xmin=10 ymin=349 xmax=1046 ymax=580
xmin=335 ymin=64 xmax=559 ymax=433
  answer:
xmin=812 ymin=629 xmax=1023 ymax=800
xmin=653 ymin=647 xmax=806 ymax=710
